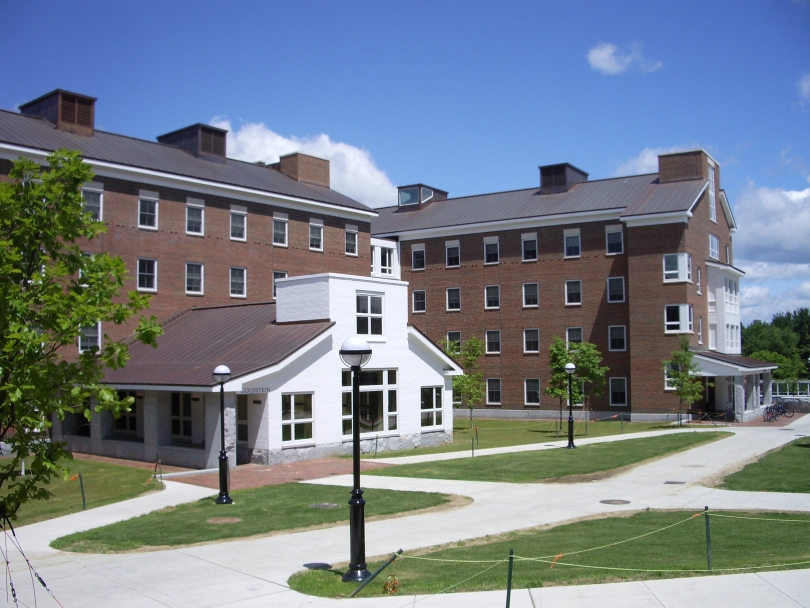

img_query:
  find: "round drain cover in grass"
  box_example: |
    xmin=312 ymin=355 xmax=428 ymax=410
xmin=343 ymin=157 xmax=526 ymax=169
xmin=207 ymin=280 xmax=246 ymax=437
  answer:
xmin=310 ymin=503 xmax=342 ymax=509
xmin=600 ymin=499 xmax=630 ymax=505
xmin=207 ymin=517 xmax=242 ymax=524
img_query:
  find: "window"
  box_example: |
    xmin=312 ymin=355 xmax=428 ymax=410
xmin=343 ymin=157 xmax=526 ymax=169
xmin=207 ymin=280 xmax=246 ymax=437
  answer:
xmin=484 ymin=239 xmax=499 ymax=264
xmin=665 ymin=304 xmax=693 ymax=333
xmin=523 ymin=282 xmax=539 ymax=307
xmin=605 ymin=225 xmax=623 ymax=254
xmin=273 ymin=216 xmax=288 ymax=246
xmin=79 ymin=323 xmax=100 ymax=353
xmin=281 ymin=393 xmax=313 ymax=443
xmin=566 ymin=327 xmax=583 ymax=345
xmin=708 ymin=164 xmax=717 ymax=222
xmin=608 ymin=326 xmax=626 ymax=351
xmin=309 ymin=220 xmax=323 ymax=251
xmin=486 ymin=330 xmax=501 ymax=354
xmin=607 ymin=277 xmax=625 ymax=303
xmin=186 ymin=199 xmax=204 ymax=235
xmin=698 ymin=316 xmax=703 ymax=345
xmin=564 ymin=229 xmax=581 ymax=258
xmin=138 ymin=197 xmax=157 ymax=229
xmin=115 ymin=390 xmax=139 ymax=435
xmin=171 ymin=392 xmax=195 ymax=439
xmin=137 ymin=258 xmax=156 ymax=292
xmin=272 ymin=271 xmax=287 ymax=299
xmin=485 ymin=285 xmax=500 ymax=309
xmin=345 ymin=226 xmax=358 ymax=256
xmin=413 ymin=290 xmax=426 ymax=313
xmin=230 ymin=267 xmax=246 ymax=297
xmin=237 ymin=395 xmax=248 ymax=443
xmin=663 ymin=253 xmax=692 ymax=282
xmin=185 ymin=263 xmax=203 ymax=294
xmin=82 ymin=188 xmax=102 ymax=221
xmin=412 ymin=246 xmax=425 ymax=270
xmin=664 ymin=363 xmax=678 ymax=391
xmin=399 ymin=187 xmax=419 ymax=206
xmin=420 ymin=387 xmax=443 ymax=427
xmin=524 ymin=329 xmax=540 ymax=353
xmin=230 ymin=207 xmax=246 ymax=241
xmin=609 ymin=378 xmax=627 ymax=406
xmin=446 ymin=244 xmax=460 ymax=268
xmin=446 ymin=288 xmax=461 ymax=311
xmin=341 ymin=369 xmax=398 ymax=434
xmin=486 ymin=379 xmax=501 ymax=404
xmin=709 ymin=234 xmax=720 ymax=260
xmin=565 ymin=280 xmax=582 ymax=305
xmin=447 ymin=331 xmax=461 ymax=347
xmin=525 ymin=379 xmax=541 ymax=405
xmin=725 ymin=245 xmax=730 ymax=265
xmin=522 ymin=234 xmax=538 ymax=261
xmin=357 ymin=293 xmax=383 ymax=335
xmin=696 ymin=267 xmax=702 ymax=294
xmin=380 ymin=248 xmax=394 ymax=275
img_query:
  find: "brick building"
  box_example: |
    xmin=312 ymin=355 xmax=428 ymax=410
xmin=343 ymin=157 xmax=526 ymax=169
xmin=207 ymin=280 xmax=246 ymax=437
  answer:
xmin=372 ymin=153 xmax=776 ymax=422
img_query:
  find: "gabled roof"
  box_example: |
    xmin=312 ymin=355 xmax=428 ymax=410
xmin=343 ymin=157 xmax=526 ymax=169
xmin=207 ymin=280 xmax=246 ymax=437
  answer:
xmin=104 ymin=302 xmax=333 ymax=387
xmin=692 ymin=350 xmax=778 ymax=376
xmin=372 ymin=173 xmax=708 ymax=236
xmin=0 ymin=110 xmax=372 ymax=214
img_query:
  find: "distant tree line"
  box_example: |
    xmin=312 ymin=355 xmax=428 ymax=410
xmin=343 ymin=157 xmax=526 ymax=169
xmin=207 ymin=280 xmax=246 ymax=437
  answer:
xmin=742 ymin=308 xmax=810 ymax=379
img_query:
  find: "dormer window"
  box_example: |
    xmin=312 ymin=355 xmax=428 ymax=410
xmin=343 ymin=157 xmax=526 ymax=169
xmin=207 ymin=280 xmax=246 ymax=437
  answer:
xmin=397 ymin=184 xmax=447 ymax=208
xmin=399 ymin=187 xmax=419 ymax=206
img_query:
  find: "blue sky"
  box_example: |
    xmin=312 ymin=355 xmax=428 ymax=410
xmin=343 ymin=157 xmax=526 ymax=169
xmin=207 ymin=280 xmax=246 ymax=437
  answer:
xmin=1 ymin=0 xmax=809 ymax=324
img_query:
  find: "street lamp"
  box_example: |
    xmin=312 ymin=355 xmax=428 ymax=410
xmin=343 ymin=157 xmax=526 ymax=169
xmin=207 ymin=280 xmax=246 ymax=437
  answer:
xmin=338 ymin=336 xmax=373 ymax=583
xmin=212 ymin=364 xmax=233 ymax=505
xmin=565 ymin=362 xmax=576 ymax=449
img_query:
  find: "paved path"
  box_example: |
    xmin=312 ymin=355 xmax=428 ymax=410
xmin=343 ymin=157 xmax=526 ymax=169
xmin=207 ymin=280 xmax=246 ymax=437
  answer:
xmin=3 ymin=419 xmax=810 ymax=607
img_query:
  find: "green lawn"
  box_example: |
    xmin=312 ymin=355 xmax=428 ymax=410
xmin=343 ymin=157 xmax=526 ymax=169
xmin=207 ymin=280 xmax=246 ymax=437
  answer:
xmin=6 ymin=458 xmax=162 ymax=527
xmin=366 ymin=418 xmax=679 ymax=459
xmin=290 ymin=509 xmax=810 ymax=598
xmin=721 ymin=437 xmax=810 ymax=493
xmin=368 ymin=432 xmax=730 ymax=483
xmin=52 ymin=483 xmax=453 ymax=553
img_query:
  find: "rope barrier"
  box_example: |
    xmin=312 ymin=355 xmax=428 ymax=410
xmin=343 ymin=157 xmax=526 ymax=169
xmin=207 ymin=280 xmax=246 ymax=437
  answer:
xmin=512 ymin=555 xmax=810 ymax=574
xmin=2 ymin=517 xmax=65 ymax=608
xmin=393 ymin=559 xmax=507 ymax=608
xmin=704 ymin=512 xmax=810 ymax=523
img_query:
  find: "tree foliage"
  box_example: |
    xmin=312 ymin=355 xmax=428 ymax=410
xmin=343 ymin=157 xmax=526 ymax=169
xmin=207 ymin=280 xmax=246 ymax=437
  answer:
xmin=545 ymin=336 xmax=608 ymax=409
xmin=440 ymin=336 xmax=485 ymax=422
xmin=662 ymin=336 xmax=705 ymax=419
xmin=0 ymin=151 xmax=162 ymax=519
xmin=748 ymin=350 xmax=803 ymax=381
xmin=742 ymin=312 xmax=808 ymax=379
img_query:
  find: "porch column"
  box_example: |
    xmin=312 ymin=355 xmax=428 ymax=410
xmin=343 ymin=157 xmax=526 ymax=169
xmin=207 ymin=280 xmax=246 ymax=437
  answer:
xmin=143 ymin=391 xmax=159 ymax=463
xmin=205 ymin=392 xmax=236 ymax=469
xmin=762 ymin=372 xmax=772 ymax=405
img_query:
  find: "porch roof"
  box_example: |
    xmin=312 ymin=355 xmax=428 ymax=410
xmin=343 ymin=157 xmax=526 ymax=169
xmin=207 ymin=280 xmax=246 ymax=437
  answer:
xmin=104 ymin=302 xmax=333 ymax=388
xmin=691 ymin=350 xmax=778 ymax=376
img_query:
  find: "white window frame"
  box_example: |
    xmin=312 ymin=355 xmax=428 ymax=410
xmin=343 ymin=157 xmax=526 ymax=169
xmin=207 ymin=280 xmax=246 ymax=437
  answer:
xmin=566 ymin=327 xmax=583 ymax=346
xmin=281 ymin=393 xmax=314 ymax=445
xmin=272 ymin=270 xmax=287 ymax=299
xmin=664 ymin=362 xmax=678 ymax=391
xmin=484 ymin=236 xmax=499 ymax=265
xmin=696 ymin=267 xmax=702 ymax=294
xmin=380 ymin=247 xmax=394 ymax=275
xmin=445 ymin=240 xmax=460 ymax=268
xmin=608 ymin=325 xmax=626 ymax=352
xmin=609 ymin=378 xmax=627 ymax=406
xmin=186 ymin=198 xmax=204 ymax=236
xmin=663 ymin=253 xmax=692 ymax=283
xmin=446 ymin=287 xmax=461 ymax=311
xmin=485 ymin=285 xmax=500 ymax=309
xmin=525 ymin=378 xmax=541 ymax=406
xmin=273 ymin=213 xmax=288 ymax=247
xmin=309 ymin=219 xmax=324 ymax=252
xmin=523 ymin=282 xmax=539 ymax=308
xmin=485 ymin=330 xmax=501 ymax=354
xmin=345 ymin=224 xmax=358 ymax=256
xmin=420 ymin=386 xmax=444 ymax=428
xmin=522 ymin=233 xmax=538 ymax=262
xmin=412 ymin=290 xmax=426 ymax=313
xmin=698 ymin=316 xmax=703 ymax=345
xmin=82 ymin=185 xmax=103 ymax=221
xmin=230 ymin=267 xmax=246 ymax=298
xmin=138 ymin=195 xmax=158 ymax=230
xmin=486 ymin=378 xmax=501 ymax=405
xmin=137 ymin=258 xmax=157 ymax=292
xmin=357 ymin=292 xmax=383 ymax=336
xmin=605 ymin=225 xmax=623 ymax=255
xmin=708 ymin=164 xmax=717 ymax=223
xmin=607 ymin=277 xmax=625 ymax=303
xmin=564 ymin=228 xmax=581 ymax=258
xmin=412 ymin=244 xmax=426 ymax=271
xmin=341 ymin=369 xmax=399 ymax=435
xmin=709 ymin=234 xmax=720 ymax=260
xmin=725 ymin=245 xmax=730 ymax=265
xmin=565 ymin=279 xmax=582 ymax=305
xmin=523 ymin=328 xmax=540 ymax=353
xmin=447 ymin=331 xmax=461 ymax=346
xmin=665 ymin=304 xmax=694 ymax=334
xmin=79 ymin=322 xmax=100 ymax=353
xmin=185 ymin=262 xmax=204 ymax=295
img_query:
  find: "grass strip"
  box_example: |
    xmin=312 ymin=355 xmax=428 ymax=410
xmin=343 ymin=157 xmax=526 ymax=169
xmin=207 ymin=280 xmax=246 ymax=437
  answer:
xmin=368 ymin=431 xmax=730 ymax=483
xmin=51 ymin=483 xmax=452 ymax=553
xmin=721 ymin=437 xmax=810 ymax=493
xmin=366 ymin=419 xmax=680 ymax=459
xmin=6 ymin=458 xmax=162 ymax=526
xmin=289 ymin=509 xmax=810 ymax=598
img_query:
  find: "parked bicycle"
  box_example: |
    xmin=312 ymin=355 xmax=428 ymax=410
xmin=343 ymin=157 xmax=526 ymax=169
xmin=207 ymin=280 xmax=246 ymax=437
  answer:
xmin=764 ymin=401 xmax=794 ymax=422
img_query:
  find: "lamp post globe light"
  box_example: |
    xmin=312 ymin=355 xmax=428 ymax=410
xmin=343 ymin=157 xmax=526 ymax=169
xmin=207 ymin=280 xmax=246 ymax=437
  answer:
xmin=565 ymin=362 xmax=576 ymax=449
xmin=338 ymin=336 xmax=373 ymax=583
xmin=213 ymin=364 xmax=233 ymax=505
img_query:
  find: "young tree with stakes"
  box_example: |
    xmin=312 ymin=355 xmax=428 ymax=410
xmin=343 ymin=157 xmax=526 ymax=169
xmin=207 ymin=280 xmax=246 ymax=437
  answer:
xmin=0 ymin=150 xmax=161 ymax=521
xmin=545 ymin=336 xmax=608 ymax=431
xmin=663 ymin=336 xmax=706 ymax=425
xmin=440 ymin=336 xmax=485 ymax=428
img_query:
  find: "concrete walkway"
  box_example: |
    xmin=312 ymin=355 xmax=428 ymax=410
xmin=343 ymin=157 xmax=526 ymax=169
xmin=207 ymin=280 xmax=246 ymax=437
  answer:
xmin=3 ymin=418 xmax=810 ymax=607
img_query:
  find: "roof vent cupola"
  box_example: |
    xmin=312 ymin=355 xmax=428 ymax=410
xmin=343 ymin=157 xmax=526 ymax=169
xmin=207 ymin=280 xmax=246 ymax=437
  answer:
xmin=396 ymin=184 xmax=448 ymax=211
xmin=157 ymin=124 xmax=228 ymax=163
xmin=19 ymin=89 xmax=96 ymax=136
xmin=539 ymin=163 xmax=588 ymax=194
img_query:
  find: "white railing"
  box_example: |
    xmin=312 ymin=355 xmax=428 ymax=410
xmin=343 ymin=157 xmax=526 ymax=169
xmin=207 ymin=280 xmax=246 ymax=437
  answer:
xmin=771 ymin=381 xmax=810 ymax=397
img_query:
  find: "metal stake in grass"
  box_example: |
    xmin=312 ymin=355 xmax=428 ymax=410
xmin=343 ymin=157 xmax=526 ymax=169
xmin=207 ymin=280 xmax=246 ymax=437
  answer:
xmin=505 ymin=548 xmax=514 ymax=608
xmin=704 ymin=506 xmax=713 ymax=571
xmin=79 ymin=472 xmax=86 ymax=510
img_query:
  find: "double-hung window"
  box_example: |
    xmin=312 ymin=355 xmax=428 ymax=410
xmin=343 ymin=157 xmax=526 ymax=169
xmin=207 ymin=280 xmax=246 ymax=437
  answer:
xmin=663 ymin=253 xmax=692 ymax=282
xmin=447 ymin=331 xmax=461 ymax=347
xmin=485 ymin=285 xmax=500 ymax=309
xmin=272 ymin=271 xmax=287 ymax=299
xmin=230 ymin=205 xmax=247 ymax=241
xmin=696 ymin=267 xmax=702 ymax=294
xmin=412 ymin=290 xmax=426 ymax=313
xmin=709 ymin=234 xmax=720 ymax=260
xmin=664 ymin=362 xmax=678 ymax=390
xmin=230 ymin=267 xmax=246 ymax=297
xmin=484 ymin=237 xmax=499 ymax=264
xmin=281 ymin=393 xmax=313 ymax=443
xmin=309 ymin=219 xmax=323 ymax=251
xmin=412 ymin=245 xmax=425 ymax=270
xmin=446 ymin=288 xmax=461 ymax=311
xmin=567 ymin=327 xmax=583 ymax=346
xmin=171 ymin=392 xmax=195 ymax=439
xmin=609 ymin=378 xmax=627 ymax=406
xmin=524 ymin=329 xmax=540 ymax=353
xmin=185 ymin=262 xmax=203 ymax=295
xmin=357 ymin=293 xmax=383 ymax=335
xmin=564 ymin=228 xmax=581 ymax=258
xmin=446 ymin=241 xmax=460 ymax=267
xmin=607 ymin=277 xmax=625 ymax=303
xmin=522 ymin=233 xmax=537 ymax=262
xmin=137 ymin=258 xmax=157 ymax=292
xmin=420 ymin=387 xmax=443 ymax=427
xmin=138 ymin=192 xmax=158 ymax=229
xmin=525 ymin=379 xmax=541 ymax=405
xmin=605 ymin=225 xmax=623 ymax=254
xmin=608 ymin=326 xmax=626 ymax=351
xmin=665 ymin=304 xmax=693 ymax=333
xmin=342 ymin=369 xmax=399 ymax=434
xmin=708 ymin=164 xmax=717 ymax=222
xmin=115 ymin=390 xmax=139 ymax=435
xmin=486 ymin=330 xmax=501 ymax=354
xmin=82 ymin=185 xmax=103 ymax=221
xmin=487 ymin=379 xmax=501 ymax=404
xmin=79 ymin=323 xmax=100 ymax=353
xmin=345 ymin=224 xmax=358 ymax=256
xmin=380 ymin=248 xmax=394 ymax=275
xmin=566 ymin=280 xmax=582 ymax=305
xmin=523 ymin=282 xmax=539 ymax=307
xmin=273 ymin=213 xmax=288 ymax=246
xmin=186 ymin=198 xmax=204 ymax=235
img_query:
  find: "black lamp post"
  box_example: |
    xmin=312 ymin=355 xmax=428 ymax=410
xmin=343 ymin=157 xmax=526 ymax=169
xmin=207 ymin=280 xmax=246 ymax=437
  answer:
xmin=338 ymin=336 xmax=372 ymax=583
xmin=565 ymin=362 xmax=576 ymax=449
xmin=213 ymin=364 xmax=233 ymax=505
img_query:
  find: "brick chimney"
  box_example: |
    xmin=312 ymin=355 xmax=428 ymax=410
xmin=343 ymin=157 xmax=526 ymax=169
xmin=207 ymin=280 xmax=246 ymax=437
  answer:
xmin=658 ymin=150 xmax=715 ymax=184
xmin=270 ymin=153 xmax=330 ymax=188
xmin=20 ymin=89 xmax=96 ymax=136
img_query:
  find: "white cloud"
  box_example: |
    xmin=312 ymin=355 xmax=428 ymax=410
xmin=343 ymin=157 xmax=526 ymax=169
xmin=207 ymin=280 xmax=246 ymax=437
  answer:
xmin=210 ymin=118 xmax=397 ymax=208
xmin=737 ymin=261 xmax=810 ymax=282
xmin=587 ymin=43 xmax=662 ymax=75
xmin=741 ymin=282 xmax=810 ymax=325
xmin=613 ymin=146 xmax=691 ymax=176
xmin=799 ymin=72 xmax=810 ymax=103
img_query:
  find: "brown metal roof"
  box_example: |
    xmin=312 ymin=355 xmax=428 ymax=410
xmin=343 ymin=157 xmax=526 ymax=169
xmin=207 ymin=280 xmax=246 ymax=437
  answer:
xmin=692 ymin=350 xmax=778 ymax=370
xmin=104 ymin=302 xmax=333 ymax=387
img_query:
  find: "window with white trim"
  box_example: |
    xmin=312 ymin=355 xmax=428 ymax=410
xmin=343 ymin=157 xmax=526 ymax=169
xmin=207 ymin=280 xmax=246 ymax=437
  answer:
xmin=412 ymin=245 xmax=425 ymax=270
xmin=357 ymin=293 xmax=383 ymax=335
xmin=230 ymin=267 xmax=246 ymax=297
xmin=380 ymin=247 xmax=394 ymax=275
xmin=564 ymin=228 xmax=581 ymax=258
xmin=309 ymin=219 xmax=323 ymax=251
xmin=79 ymin=322 xmax=100 ymax=353
xmin=186 ymin=199 xmax=204 ymax=235
xmin=566 ymin=327 xmax=583 ymax=345
xmin=185 ymin=262 xmax=203 ymax=294
xmin=282 ymin=393 xmax=313 ymax=443
xmin=413 ymin=290 xmax=426 ymax=313
xmin=708 ymin=164 xmax=717 ymax=222
xmin=665 ymin=304 xmax=693 ymax=333
xmin=447 ymin=331 xmax=461 ymax=347
xmin=607 ymin=277 xmax=625 ymax=303
xmin=524 ymin=328 xmax=540 ymax=353
xmin=525 ymin=379 xmax=541 ymax=405
xmin=446 ymin=242 xmax=460 ymax=267
xmin=272 ymin=271 xmax=287 ymax=299
xmin=565 ymin=280 xmax=582 ymax=305
xmin=663 ymin=253 xmax=692 ymax=282
xmin=609 ymin=378 xmax=627 ymax=406
xmin=486 ymin=378 xmax=501 ymax=404
xmin=696 ymin=267 xmax=702 ymax=294
xmin=709 ymin=234 xmax=720 ymax=260
xmin=446 ymin=288 xmax=461 ymax=311
xmin=608 ymin=325 xmax=626 ymax=351
xmin=137 ymin=258 xmax=157 ymax=292
xmin=138 ymin=197 xmax=158 ymax=229
xmin=273 ymin=215 xmax=288 ymax=246
xmin=605 ymin=225 xmax=623 ymax=254
xmin=420 ymin=387 xmax=443 ymax=427
xmin=230 ymin=206 xmax=246 ymax=241
xmin=664 ymin=363 xmax=677 ymax=391
xmin=486 ymin=330 xmax=501 ymax=354
xmin=345 ymin=225 xmax=358 ymax=256
xmin=341 ymin=369 xmax=398 ymax=434
xmin=522 ymin=233 xmax=537 ymax=261
xmin=484 ymin=241 xmax=499 ymax=264
xmin=82 ymin=188 xmax=102 ymax=221
xmin=725 ymin=245 xmax=730 ymax=265
xmin=523 ymin=282 xmax=538 ymax=307
xmin=485 ymin=285 xmax=500 ymax=309
xmin=724 ymin=278 xmax=740 ymax=314
xmin=698 ymin=316 xmax=703 ymax=345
